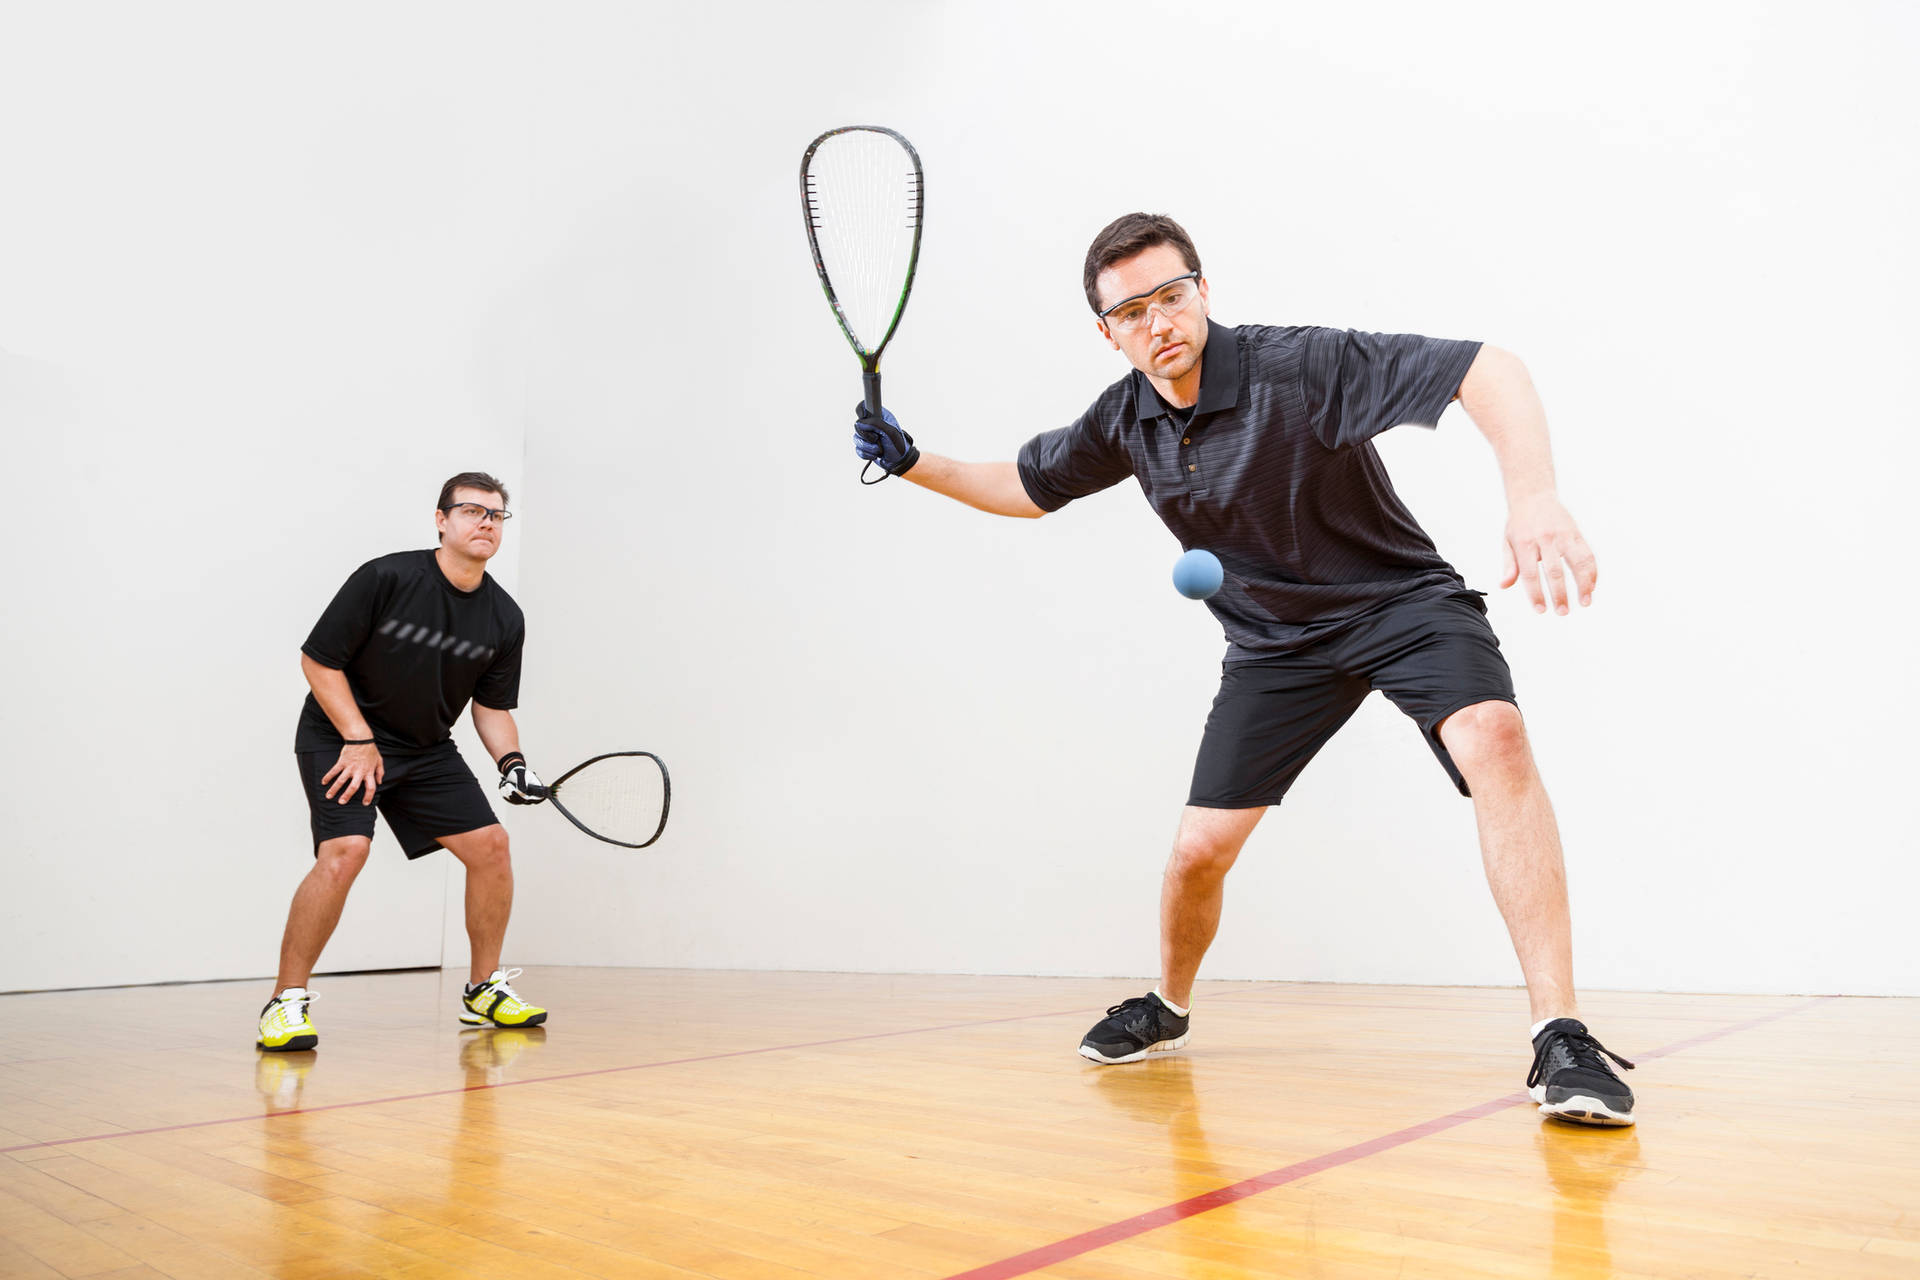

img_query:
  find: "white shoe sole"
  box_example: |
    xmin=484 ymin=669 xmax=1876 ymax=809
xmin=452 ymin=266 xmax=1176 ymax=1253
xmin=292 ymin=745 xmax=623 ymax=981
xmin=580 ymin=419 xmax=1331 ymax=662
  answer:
xmin=1077 ymin=1032 xmax=1190 ymax=1065
xmin=1531 ymin=1084 xmax=1635 ymax=1126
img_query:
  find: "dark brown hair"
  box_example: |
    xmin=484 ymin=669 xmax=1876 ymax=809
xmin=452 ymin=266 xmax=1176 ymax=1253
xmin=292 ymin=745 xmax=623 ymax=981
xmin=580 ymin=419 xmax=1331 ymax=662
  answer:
xmin=436 ymin=471 xmax=509 ymax=542
xmin=1083 ymin=213 xmax=1202 ymax=314
xmin=437 ymin=471 xmax=509 ymax=510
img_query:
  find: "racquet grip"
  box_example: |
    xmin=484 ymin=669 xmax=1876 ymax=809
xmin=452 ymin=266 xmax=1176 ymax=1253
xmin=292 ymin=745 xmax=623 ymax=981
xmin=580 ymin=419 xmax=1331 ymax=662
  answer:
xmin=862 ymin=370 xmax=883 ymax=418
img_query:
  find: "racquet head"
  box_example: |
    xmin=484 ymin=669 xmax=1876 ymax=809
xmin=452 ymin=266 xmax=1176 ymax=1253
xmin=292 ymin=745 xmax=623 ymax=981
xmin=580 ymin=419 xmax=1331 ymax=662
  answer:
xmin=545 ymin=752 xmax=671 ymax=850
xmin=800 ymin=125 xmax=924 ymax=376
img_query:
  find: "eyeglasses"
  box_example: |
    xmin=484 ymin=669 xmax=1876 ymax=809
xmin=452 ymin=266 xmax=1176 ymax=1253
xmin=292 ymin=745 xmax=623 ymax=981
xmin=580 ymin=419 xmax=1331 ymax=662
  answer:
xmin=1098 ymin=272 xmax=1202 ymax=333
xmin=442 ymin=502 xmax=512 ymax=524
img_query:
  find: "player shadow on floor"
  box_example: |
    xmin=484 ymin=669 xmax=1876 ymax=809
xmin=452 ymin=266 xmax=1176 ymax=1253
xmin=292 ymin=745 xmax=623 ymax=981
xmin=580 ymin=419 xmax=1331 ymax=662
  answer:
xmin=1536 ymin=1121 xmax=1642 ymax=1277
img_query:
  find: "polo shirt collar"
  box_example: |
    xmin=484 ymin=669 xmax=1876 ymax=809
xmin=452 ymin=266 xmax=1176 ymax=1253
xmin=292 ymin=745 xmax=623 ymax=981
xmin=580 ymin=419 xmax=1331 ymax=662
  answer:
xmin=1132 ymin=319 xmax=1241 ymax=421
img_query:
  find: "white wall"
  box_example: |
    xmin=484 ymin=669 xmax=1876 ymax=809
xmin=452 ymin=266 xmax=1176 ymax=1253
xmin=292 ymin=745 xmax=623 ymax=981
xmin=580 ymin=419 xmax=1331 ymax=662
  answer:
xmin=6 ymin=2 xmax=1916 ymax=996
xmin=0 ymin=5 xmax=535 ymax=990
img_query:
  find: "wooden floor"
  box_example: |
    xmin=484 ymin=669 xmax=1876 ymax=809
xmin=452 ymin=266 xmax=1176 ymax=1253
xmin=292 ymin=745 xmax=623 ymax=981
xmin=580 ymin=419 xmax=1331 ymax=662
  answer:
xmin=1 ymin=971 xmax=1916 ymax=1279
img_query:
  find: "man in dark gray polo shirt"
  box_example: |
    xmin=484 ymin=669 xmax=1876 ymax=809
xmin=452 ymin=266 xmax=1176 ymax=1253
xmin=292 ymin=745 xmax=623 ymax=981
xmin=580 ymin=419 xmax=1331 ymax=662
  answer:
xmin=851 ymin=213 xmax=1636 ymax=1126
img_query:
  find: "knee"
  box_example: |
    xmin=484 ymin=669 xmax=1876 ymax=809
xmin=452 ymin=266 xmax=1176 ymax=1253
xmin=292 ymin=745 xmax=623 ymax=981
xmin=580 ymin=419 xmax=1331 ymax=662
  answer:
xmin=1440 ymin=701 xmax=1530 ymax=780
xmin=1168 ymin=826 xmax=1240 ymax=884
xmin=316 ymin=838 xmax=370 ymax=885
xmin=462 ymin=827 xmax=512 ymax=873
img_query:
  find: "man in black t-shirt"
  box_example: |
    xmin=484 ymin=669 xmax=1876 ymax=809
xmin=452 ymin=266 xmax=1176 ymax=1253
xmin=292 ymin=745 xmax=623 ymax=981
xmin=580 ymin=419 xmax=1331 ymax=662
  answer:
xmin=852 ymin=215 xmax=1637 ymax=1126
xmin=258 ymin=471 xmax=552 ymax=1054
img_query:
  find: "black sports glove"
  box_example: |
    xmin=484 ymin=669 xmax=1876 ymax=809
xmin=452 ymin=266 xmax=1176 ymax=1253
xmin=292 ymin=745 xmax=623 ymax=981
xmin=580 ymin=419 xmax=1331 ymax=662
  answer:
xmin=852 ymin=402 xmax=919 ymax=479
xmin=496 ymin=752 xmax=549 ymax=805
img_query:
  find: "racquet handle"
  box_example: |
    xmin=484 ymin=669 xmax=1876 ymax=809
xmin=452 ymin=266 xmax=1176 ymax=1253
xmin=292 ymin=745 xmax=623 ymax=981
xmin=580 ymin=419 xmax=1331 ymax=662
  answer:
xmin=862 ymin=370 xmax=884 ymax=418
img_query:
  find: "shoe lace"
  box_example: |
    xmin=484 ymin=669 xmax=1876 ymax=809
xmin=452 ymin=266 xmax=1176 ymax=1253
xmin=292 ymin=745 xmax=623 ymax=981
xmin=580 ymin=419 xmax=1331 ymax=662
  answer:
xmin=483 ymin=967 xmax=525 ymax=1004
xmin=1104 ymin=995 xmax=1164 ymax=1020
xmin=267 ymin=991 xmax=319 ymax=1026
xmin=1528 ymin=1022 xmax=1634 ymax=1089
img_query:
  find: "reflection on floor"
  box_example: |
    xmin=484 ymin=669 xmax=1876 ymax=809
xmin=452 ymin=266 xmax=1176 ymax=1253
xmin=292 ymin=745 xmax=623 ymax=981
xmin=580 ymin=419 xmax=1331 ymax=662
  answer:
xmin=1 ymin=969 xmax=1912 ymax=1279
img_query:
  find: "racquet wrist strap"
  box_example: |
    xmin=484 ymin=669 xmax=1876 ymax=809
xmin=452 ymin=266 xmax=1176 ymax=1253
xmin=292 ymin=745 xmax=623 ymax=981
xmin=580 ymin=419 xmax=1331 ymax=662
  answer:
xmin=342 ymin=737 xmax=374 ymax=745
xmin=496 ymin=751 xmax=526 ymax=777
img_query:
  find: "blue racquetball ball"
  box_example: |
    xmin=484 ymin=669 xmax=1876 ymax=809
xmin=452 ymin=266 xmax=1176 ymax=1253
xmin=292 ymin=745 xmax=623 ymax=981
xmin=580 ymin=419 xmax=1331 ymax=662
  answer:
xmin=1173 ymin=549 xmax=1224 ymax=600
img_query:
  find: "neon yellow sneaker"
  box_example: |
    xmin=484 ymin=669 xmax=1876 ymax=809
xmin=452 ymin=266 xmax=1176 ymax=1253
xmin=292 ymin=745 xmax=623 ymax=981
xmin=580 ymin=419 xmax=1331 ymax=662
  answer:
xmin=257 ymin=988 xmax=319 ymax=1052
xmin=459 ymin=968 xmax=547 ymax=1028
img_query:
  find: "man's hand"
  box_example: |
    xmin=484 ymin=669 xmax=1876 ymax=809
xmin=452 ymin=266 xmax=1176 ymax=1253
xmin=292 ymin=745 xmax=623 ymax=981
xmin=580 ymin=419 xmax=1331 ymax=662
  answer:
xmin=1501 ymin=492 xmax=1597 ymax=615
xmin=853 ymin=402 xmax=919 ymax=476
xmin=322 ymin=742 xmax=384 ymax=806
xmin=496 ymin=752 xmax=549 ymax=805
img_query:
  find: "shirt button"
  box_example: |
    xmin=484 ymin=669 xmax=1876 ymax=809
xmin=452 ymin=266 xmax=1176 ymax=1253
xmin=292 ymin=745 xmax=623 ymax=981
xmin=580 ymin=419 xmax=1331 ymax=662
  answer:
xmin=1182 ymin=437 xmax=1191 ymax=445
xmin=1188 ymin=464 xmax=1196 ymax=472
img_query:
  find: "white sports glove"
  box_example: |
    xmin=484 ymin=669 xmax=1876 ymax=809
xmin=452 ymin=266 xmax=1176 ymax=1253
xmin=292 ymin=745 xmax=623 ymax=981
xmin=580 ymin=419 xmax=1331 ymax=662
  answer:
xmin=496 ymin=752 xmax=549 ymax=805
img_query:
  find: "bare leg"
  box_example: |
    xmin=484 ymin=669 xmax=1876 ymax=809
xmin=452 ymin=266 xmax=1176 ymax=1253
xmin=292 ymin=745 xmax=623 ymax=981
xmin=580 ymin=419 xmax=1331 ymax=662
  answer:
xmin=275 ymin=836 xmax=371 ymax=993
xmin=1439 ymin=701 xmax=1577 ymax=1024
xmin=1160 ymin=805 xmax=1268 ymax=1007
xmin=439 ymin=824 xmax=513 ymax=985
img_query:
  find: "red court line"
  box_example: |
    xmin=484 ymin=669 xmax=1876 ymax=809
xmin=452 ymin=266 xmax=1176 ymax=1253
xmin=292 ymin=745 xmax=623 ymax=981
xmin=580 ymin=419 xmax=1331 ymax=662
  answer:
xmin=940 ymin=995 xmax=1841 ymax=1280
xmin=0 ymin=987 xmax=1830 ymax=1161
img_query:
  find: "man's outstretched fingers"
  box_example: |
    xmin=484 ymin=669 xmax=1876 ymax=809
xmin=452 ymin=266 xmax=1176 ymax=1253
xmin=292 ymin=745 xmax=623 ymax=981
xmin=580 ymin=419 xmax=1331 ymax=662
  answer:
xmin=1568 ymin=535 xmax=1598 ymax=605
xmin=1517 ymin=540 xmax=1547 ymax=612
xmin=1544 ymin=542 xmax=1569 ymax=614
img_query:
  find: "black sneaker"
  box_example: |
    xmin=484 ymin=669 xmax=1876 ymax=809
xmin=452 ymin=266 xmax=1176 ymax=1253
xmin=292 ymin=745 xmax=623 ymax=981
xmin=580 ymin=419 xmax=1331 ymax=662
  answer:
xmin=1528 ymin=1018 xmax=1636 ymax=1126
xmin=1078 ymin=993 xmax=1191 ymax=1065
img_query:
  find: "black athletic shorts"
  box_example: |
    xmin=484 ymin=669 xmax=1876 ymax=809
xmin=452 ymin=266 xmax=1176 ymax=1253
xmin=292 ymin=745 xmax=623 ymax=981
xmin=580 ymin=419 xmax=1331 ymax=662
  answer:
xmin=1188 ymin=591 xmax=1518 ymax=808
xmin=296 ymin=742 xmax=498 ymax=859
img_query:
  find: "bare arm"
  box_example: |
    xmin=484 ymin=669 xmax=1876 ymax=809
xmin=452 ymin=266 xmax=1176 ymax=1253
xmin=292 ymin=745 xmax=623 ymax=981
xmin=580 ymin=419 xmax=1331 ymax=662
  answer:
xmin=301 ymin=653 xmax=382 ymax=804
xmin=901 ymin=454 xmax=1045 ymax=519
xmin=470 ymin=703 xmax=522 ymax=766
xmin=1455 ymin=345 xmax=1596 ymax=614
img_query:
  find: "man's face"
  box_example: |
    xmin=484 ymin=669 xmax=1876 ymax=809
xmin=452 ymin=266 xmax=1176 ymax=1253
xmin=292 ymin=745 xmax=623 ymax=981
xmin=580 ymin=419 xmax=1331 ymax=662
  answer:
xmin=435 ymin=487 xmax=507 ymax=561
xmin=1094 ymin=243 xmax=1210 ymax=384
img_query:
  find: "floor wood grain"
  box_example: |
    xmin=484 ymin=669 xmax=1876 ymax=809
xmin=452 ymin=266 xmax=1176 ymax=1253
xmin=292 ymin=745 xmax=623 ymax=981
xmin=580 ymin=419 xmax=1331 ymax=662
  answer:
xmin=2 ymin=970 xmax=1912 ymax=1277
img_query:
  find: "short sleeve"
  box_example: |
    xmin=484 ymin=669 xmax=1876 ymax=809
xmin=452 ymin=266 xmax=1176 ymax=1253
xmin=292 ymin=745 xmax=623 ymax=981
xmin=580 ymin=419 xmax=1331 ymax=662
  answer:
xmin=473 ymin=625 xmax=522 ymax=711
xmin=301 ymin=560 xmax=387 ymax=669
xmin=1301 ymin=328 xmax=1482 ymax=449
xmin=1016 ymin=403 xmax=1135 ymax=512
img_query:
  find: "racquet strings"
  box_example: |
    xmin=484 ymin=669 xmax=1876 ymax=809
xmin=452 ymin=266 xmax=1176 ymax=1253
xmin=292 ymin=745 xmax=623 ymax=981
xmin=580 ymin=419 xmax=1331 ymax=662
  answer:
xmin=805 ymin=130 xmax=922 ymax=355
xmin=549 ymin=755 xmax=667 ymax=847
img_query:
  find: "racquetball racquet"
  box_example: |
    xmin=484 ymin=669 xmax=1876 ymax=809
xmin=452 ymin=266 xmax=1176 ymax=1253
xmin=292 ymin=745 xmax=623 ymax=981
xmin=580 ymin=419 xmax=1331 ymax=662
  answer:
xmin=799 ymin=125 xmax=925 ymax=483
xmin=543 ymin=752 xmax=671 ymax=849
